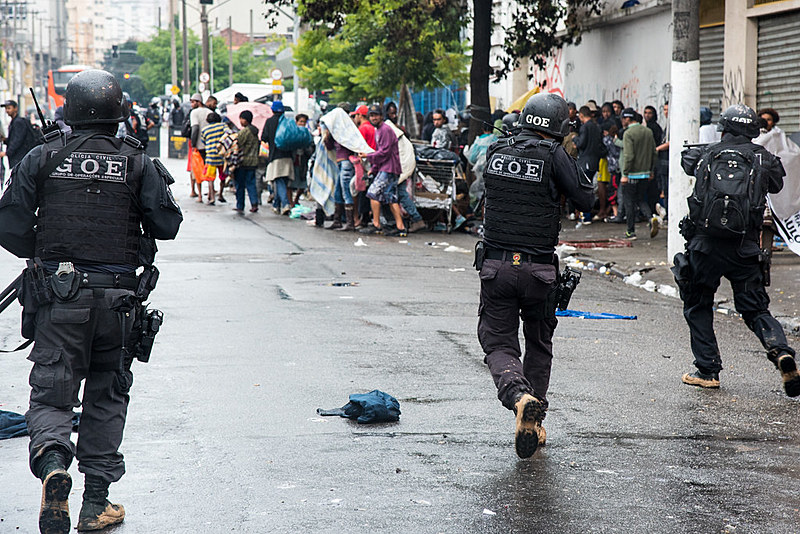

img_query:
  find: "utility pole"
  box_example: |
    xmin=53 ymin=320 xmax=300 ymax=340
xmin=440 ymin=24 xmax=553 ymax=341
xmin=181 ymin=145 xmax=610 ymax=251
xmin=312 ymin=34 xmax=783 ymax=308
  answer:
xmin=201 ymin=3 xmax=210 ymax=89
xmin=181 ymin=0 xmax=189 ymax=97
xmin=169 ymin=0 xmax=177 ymax=89
xmin=228 ymin=16 xmax=233 ymax=87
xmin=667 ymin=0 xmax=700 ymax=263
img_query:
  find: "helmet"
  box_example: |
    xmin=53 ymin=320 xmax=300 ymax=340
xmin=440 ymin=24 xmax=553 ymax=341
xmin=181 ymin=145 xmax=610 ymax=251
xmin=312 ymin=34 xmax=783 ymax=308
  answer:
xmin=518 ymin=92 xmax=570 ymax=137
xmin=150 ymin=97 xmax=160 ymax=106
xmin=501 ymin=113 xmax=519 ymax=131
xmin=63 ymin=69 xmax=129 ymax=126
xmin=717 ymin=104 xmax=760 ymax=138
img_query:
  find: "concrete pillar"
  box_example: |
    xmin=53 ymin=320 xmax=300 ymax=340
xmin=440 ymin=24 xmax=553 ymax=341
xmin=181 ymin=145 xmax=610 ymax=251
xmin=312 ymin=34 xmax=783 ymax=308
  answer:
xmin=667 ymin=0 xmax=700 ymax=263
xmin=722 ymin=0 xmax=758 ymax=109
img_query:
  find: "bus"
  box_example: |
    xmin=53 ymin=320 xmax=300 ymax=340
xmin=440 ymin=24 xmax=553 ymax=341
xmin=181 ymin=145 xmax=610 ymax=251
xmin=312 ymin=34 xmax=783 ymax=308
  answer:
xmin=47 ymin=65 xmax=92 ymax=111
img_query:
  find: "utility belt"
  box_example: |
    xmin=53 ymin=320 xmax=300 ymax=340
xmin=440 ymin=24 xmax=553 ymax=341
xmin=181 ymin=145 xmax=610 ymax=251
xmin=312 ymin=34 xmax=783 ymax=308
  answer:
xmin=18 ymin=259 xmax=162 ymax=364
xmin=474 ymin=241 xmax=581 ymax=312
xmin=483 ymin=248 xmax=555 ymax=265
xmin=474 ymin=241 xmax=555 ymax=271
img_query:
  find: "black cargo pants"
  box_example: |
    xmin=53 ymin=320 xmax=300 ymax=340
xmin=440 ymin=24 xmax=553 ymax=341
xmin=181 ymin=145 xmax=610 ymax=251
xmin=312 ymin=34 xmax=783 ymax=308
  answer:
xmin=680 ymin=248 xmax=794 ymax=375
xmin=478 ymin=258 xmax=558 ymax=411
xmin=26 ymin=287 xmax=137 ymax=483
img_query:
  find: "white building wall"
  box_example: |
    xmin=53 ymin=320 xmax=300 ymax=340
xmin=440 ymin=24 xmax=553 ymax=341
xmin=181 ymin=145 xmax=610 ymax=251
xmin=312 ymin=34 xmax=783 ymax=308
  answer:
xmin=560 ymin=9 xmax=672 ymax=112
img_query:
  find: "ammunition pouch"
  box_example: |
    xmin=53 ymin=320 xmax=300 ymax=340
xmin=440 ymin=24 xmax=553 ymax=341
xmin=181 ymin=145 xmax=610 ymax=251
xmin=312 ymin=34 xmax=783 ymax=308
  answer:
xmin=136 ymin=265 xmax=159 ymax=301
xmin=20 ymin=259 xmax=55 ymax=340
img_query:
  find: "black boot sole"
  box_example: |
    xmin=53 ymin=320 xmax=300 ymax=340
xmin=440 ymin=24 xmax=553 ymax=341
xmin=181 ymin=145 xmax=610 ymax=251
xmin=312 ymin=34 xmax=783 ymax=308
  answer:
xmin=515 ymin=398 xmax=545 ymax=459
xmin=778 ymin=356 xmax=800 ymax=397
xmin=40 ymin=470 xmax=71 ymax=534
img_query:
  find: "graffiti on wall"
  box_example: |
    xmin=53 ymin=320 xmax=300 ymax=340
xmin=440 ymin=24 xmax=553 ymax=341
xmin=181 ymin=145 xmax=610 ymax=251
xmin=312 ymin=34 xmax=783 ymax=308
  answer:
xmin=610 ymin=68 xmax=640 ymax=107
xmin=531 ymin=49 xmax=565 ymax=98
xmin=723 ymin=67 xmax=744 ymax=109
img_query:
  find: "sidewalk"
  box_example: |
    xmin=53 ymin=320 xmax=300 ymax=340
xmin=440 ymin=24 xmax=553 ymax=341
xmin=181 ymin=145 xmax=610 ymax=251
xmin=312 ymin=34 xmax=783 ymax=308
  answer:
xmin=557 ymin=216 xmax=800 ymax=336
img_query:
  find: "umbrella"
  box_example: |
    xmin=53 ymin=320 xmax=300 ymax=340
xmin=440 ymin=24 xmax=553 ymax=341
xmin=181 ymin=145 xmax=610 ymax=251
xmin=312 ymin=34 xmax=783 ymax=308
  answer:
xmin=224 ymin=102 xmax=273 ymax=138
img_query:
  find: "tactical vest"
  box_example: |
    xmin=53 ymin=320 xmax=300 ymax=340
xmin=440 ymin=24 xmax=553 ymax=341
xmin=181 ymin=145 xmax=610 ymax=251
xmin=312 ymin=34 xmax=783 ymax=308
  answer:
xmin=35 ymin=135 xmax=145 ymax=266
xmin=483 ymin=137 xmax=561 ymax=249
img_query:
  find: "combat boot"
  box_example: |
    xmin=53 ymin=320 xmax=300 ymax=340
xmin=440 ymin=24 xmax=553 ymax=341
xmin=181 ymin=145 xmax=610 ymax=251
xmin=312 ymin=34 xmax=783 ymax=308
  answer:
xmin=76 ymin=475 xmax=125 ymax=532
xmin=513 ymin=393 xmax=545 ymax=459
xmin=36 ymin=449 xmax=72 ymax=534
xmin=682 ymin=370 xmax=720 ymax=388
xmin=777 ymin=354 xmax=800 ymax=397
xmin=337 ymin=204 xmax=355 ymax=231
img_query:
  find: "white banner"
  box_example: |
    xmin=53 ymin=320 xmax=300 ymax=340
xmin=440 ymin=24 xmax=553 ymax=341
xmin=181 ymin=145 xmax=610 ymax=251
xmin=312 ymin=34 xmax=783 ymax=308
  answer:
xmin=755 ymin=127 xmax=800 ymax=257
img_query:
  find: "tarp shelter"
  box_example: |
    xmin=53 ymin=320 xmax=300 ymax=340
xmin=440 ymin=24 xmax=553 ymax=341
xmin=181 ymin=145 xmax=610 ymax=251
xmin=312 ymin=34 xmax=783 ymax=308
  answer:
xmin=213 ymin=84 xmax=274 ymax=105
xmin=224 ymin=103 xmax=273 ymax=138
xmin=505 ymin=87 xmax=540 ymax=113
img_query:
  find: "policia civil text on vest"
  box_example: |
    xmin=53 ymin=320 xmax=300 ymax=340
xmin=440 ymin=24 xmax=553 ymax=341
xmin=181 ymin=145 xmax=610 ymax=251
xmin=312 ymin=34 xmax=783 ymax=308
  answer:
xmin=476 ymin=92 xmax=594 ymax=460
xmin=0 ymin=69 xmax=182 ymax=533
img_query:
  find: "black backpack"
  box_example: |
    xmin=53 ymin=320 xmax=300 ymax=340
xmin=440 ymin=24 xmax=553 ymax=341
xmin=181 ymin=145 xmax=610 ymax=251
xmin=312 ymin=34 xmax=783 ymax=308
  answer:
xmin=180 ymin=114 xmax=192 ymax=138
xmin=688 ymin=145 xmax=766 ymax=237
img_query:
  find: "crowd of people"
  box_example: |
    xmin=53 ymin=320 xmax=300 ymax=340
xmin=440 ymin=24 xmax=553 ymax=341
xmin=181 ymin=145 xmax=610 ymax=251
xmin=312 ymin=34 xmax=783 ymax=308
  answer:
xmin=181 ymin=94 xmax=478 ymax=237
xmin=177 ymin=91 xmax=684 ymax=242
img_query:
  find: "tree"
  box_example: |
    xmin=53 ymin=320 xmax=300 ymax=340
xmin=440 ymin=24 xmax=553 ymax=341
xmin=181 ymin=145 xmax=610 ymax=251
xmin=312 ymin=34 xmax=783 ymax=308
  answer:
xmin=267 ymin=0 xmax=469 ymax=102
xmin=467 ymin=0 xmax=603 ymax=143
xmin=106 ymin=30 xmax=273 ymax=99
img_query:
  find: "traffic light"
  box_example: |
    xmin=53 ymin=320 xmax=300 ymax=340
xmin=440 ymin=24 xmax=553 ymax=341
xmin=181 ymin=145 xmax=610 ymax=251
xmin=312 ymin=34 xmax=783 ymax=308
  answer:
xmin=112 ymin=45 xmax=119 ymax=58
xmin=124 ymin=73 xmax=131 ymax=80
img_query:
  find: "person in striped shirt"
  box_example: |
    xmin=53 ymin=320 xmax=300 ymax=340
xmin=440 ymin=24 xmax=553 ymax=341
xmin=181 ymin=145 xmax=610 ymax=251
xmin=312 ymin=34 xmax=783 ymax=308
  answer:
xmin=200 ymin=112 xmax=226 ymax=205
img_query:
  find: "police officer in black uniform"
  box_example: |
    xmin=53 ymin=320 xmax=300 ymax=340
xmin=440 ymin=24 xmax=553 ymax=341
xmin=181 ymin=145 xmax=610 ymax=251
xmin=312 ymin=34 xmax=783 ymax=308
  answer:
xmin=677 ymin=104 xmax=800 ymax=396
xmin=0 ymin=69 xmax=182 ymax=533
xmin=478 ymin=92 xmax=594 ymax=459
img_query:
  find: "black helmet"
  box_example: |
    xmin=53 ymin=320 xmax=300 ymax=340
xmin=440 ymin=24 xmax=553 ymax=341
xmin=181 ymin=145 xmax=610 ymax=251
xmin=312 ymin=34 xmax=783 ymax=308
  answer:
xmin=63 ymin=69 xmax=129 ymax=126
xmin=717 ymin=104 xmax=760 ymax=138
xmin=518 ymin=92 xmax=570 ymax=137
xmin=501 ymin=113 xmax=519 ymax=131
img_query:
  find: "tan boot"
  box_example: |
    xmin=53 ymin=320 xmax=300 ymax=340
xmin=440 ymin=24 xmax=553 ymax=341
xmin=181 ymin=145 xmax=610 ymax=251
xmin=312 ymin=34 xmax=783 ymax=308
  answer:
xmin=537 ymin=425 xmax=547 ymax=447
xmin=77 ymin=502 xmax=125 ymax=531
xmin=76 ymin=475 xmax=125 ymax=531
xmin=777 ymin=354 xmax=800 ymax=397
xmin=39 ymin=469 xmax=71 ymax=534
xmin=514 ymin=393 xmax=545 ymax=459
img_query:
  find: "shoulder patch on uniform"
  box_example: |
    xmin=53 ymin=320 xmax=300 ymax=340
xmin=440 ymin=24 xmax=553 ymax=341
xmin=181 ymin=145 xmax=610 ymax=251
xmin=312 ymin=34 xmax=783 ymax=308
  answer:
xmin=48 ymin=151 xmax=128 ymax=182
xmin=487 ymin=153 xmax=544 ymax=182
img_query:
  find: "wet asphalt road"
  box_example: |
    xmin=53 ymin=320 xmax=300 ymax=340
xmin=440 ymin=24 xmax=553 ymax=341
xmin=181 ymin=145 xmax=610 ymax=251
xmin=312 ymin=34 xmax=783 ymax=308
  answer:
xmin=1 ymin=154 xmax=799 ymax=534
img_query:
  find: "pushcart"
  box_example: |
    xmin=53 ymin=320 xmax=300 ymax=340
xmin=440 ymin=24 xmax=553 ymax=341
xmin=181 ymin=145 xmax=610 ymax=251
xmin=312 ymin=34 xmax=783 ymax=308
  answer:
xmin=412 ymin=152 xmax=467 ymax=233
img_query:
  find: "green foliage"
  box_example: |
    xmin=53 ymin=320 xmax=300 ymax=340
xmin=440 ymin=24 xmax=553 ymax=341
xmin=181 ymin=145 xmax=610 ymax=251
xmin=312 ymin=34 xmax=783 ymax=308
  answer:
xmin=497 ymin=0 xmax=603 ymax=78
xmin=286 ymin=0 xmax=469 ymax=101
xmin=103 ymin=29 xmax=273 ymax=99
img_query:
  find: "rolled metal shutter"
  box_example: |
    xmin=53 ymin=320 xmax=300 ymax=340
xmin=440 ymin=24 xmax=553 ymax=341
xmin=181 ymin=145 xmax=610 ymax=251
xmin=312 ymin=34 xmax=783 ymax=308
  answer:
xmin=757 ymin=11 xmax=800 ymax=134
xmin=699 ymin=25 xmax=725 ymax=122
